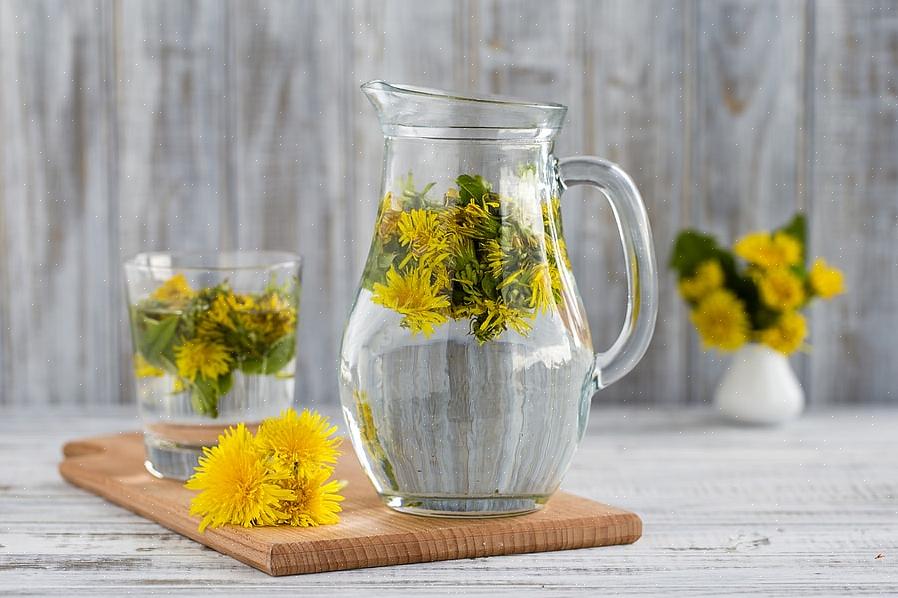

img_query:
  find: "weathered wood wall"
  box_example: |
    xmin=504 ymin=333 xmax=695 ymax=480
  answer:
xmin=1 ymin=0 xmax=895 ymax=407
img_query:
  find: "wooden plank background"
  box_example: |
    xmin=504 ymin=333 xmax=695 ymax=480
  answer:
xmin=0 ymin=0 xmax=895 ymax=407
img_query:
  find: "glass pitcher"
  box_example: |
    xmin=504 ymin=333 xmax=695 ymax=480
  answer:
xmin=339 ymin=81 xmax=657 ymax=517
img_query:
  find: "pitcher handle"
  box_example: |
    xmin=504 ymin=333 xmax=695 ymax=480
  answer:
xmin=556 ymin=157 xmax=658 ymax=390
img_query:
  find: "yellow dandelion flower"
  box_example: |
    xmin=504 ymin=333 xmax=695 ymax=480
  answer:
xmin=678 ymin=260 xmax=724 ymax=301
xmin=228 ymin=292 xmax=294 ymax=339
xmin=175 ymin=338 xmax=232 ymax=381
xmin=261 ymin=294 xmax=298 ymax=337
xmin=195 ymin=314 xmax=225 ymax=341
xmin=351 ymin=390 xmax=396 ymax=485
xmin=548 ymin=261 xmax=565 ymax=297
xmin=551 ymin=236 xmax=573 ymax=270
xmin=237 ymin=293 xmax=296 ymax=342
xmin=448 ymin=300 xmax=476 ymax=322
xmin=397 ymin=209 xmax=448 ymax=259
xmin=352 ymin=390 xmax=379 ymax=449
xmin=542 ymin=196 xmax=563 ymax=231
xmin=269 ymin=310 xmax=297 ymax=340
xmin=227 ymin=292 xmax=256 ymax=312
xmin=377 ymin=193 xmax=402 ymax=239
xmin=484 ymin=238 xmax=506 ymax=278
xmin=772 ymin=232 xmax=802 ymax=266
xmin=380 ymin=191 xmax=396 ymax=213
xmin=185 ymin=424 xmax=294 ymax=532
xmin=475 ymin=298 xmax=534 ymax=340
xmin=378 ymin=210 xmax=401 ymax=240
xmin=430 ymin=263 xmax=453 ymax=293
xmin=734 ymin=232 xmax=772 ymax=265
xmin=172 ymin=377 xmax=186 ymax=394
xmin=259 ymin=292 xmax=292 ymax=313
xmin=134 ymin=353 xmax=164 ymax=378
xmin=758 ymin=268 xmax=805 ymax=311
xmin=457 ymin=199 xmax=500 ymax=239
xmin=758 ymin=311 xmax=807 ymax=355
xmin=277 ymin=468 xmax=345 ymax=527
xmin=809 ymin=258 xmax=844 ymax=299
xmin=734 ymin=231 xmax=801 ymax=269
xmin=372 ymin=266 xmax=450 ymax=337
xmin=544 ymin=238 xmax=570 ymax=298
xmin=150 ymin=273 xmax=195 ymax=304
xmin=208 ymin=294 xmax=237 ymax=331
xmin=690 ymin=289 xmax=750 ymax=351
xmin=256 ymin=408 xmax=342 ymax=479
xmin=528 ymin=264 xmax=554 ymax=312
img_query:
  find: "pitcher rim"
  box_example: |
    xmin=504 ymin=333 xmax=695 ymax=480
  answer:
xmin=362 ymin=80 xmax=567 ymax=139
xmin=361 ymin=80 xmax=567 ymax=112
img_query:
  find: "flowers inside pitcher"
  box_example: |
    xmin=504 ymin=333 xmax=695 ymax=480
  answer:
xmin=339 ymin=82 xmax=657 ymax=517
xmin=361 ymin=171 xmax=574 ymax=343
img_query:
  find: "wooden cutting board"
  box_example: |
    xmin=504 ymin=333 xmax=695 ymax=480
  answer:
xmin=59 ymin=432 xmax=641 ymax=576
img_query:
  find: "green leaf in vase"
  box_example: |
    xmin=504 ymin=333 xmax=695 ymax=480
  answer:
xmin=190 ymin=376 xmax=221 ymax=418
xmin=157 ymin=354 xmax=178 ymax=377
xmin=216 ymin=370 xmax=233 ymax=397
xmin=669 ymin=231 xmax=722 ymax=278
xmin=261 ymin=333 xmax=296 ymax=375
xmin=139 ymin=315 xmax=179 ymax=367
xmin=778 ymin=213 xmax=807 ymax=263
xmin=376 ymin=250 xmax=397 ymax=270
xmin=239 ymin=357 xmax=264 ymax=375
xmin=456 ymin=174 xmax=491 ymax=205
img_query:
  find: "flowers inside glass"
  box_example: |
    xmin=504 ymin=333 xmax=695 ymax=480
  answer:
xmin=124 ymin=251 xmax=301 ymax=480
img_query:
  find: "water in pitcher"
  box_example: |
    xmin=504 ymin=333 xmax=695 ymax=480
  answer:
xmin=340 ymin=290 xmax=595 ymax=516
xmin=339 ymin=82 xmax=657 ymax=517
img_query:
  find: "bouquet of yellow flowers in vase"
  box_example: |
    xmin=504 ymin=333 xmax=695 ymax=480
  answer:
xmin=360 ymin=172 xmax=572 ymax=344
xmin=129 ymin=273 xmax=299 ymax=417
xmin=670 ymin=214 xmax=844 ymax=355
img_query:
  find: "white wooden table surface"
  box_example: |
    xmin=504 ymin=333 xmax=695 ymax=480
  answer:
xmin=2 ymin=406 xmax=896 ymax=596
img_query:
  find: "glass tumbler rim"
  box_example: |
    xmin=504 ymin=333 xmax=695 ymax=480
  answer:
xmin=123 ymin=250 xmax=302 ymax=273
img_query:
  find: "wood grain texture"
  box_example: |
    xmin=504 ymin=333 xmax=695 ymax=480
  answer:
xmin=579 ymin=1 xmax=690 ymax=405
xmin=808 ymin=1 xmax=898 ymax=405
xmin=0 ymin=0 xmax=897 ymax=407
xmin=58 ymin=431 xmax=641 ymax=576
xmin=3 ymin=407 xmax=897 ymax=594
xmin=0 ymin=0 xmax=119 ymax=406
xmin=690 ymin=0 xmax=809 ymax=402
xmin=116 ymin=0 xmax=233 ymax=257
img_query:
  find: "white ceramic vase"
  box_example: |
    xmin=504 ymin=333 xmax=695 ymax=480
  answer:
xmin=714 ymin=343 xmax=804 ymax=425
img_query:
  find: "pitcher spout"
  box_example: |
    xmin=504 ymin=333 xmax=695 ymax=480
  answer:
xmin=361 ymin=80 xmax=566 ymax=140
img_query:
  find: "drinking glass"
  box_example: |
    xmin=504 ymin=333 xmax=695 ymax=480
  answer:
xmin=124 ymin=251 xmax=301 ymax=479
